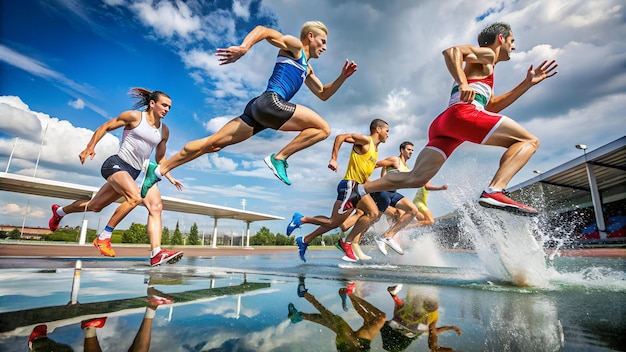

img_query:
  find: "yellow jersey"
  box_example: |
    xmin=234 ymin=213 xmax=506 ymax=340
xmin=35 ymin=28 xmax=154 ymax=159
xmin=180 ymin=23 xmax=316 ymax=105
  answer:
xmin=343 ymin=137 xmax=378 ymax=184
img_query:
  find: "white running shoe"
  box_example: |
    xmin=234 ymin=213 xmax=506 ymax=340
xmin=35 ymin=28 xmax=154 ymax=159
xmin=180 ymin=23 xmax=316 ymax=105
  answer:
xmin=387 ymin=284 xmax=403 ymax=296
xmin=374 ymin=236 xmax=388 ymax=256
xmin=378 ymin=236 xmax=404 ymax=255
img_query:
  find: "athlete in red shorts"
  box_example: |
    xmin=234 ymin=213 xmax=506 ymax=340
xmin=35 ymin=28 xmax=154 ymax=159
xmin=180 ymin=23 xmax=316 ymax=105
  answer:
xmin=341 ymin=22 xmax=558 ymax=216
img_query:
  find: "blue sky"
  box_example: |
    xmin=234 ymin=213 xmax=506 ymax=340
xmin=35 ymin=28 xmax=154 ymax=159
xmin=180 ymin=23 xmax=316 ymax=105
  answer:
xmin=1 ymin=0 xmax=625 ymax=238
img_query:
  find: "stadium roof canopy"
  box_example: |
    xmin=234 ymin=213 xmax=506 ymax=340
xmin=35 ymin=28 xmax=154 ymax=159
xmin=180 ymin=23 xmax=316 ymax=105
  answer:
xmin=509 ymin=136 xmax=625 ymax=237
xmin=0 ymin=172 xmax=283 ymax=222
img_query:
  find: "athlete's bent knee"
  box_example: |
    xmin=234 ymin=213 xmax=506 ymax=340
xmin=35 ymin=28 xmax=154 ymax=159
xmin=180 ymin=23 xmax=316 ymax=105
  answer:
xmin=145 ymin=202 xmax=163 ymax=215
xmin=530 ymin=136 xmax=540 ymax=151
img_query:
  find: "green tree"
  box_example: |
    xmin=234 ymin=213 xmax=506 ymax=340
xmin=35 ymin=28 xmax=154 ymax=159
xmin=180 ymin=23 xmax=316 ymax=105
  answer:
xmin=47 ymin=228 xmax=80 ymax=242
xmin=8 ymin=228 xmax=21 ymax=240
xmin=275 ymin=233 xmax=293 ymax=246
xmin=162 ymin=227 xmax=171 ymax=245
xmin=171 ymin=221 xmax=183 ymax=246
xmin=250 ymin=226 xmax=275 ymax=246
xmin=187 ymin=223 xmax=200 ymax=245
xmin=0 ymin=230 xmax=7 ymax=239
xmin=123 ymin=223 xmax=148 ymax=244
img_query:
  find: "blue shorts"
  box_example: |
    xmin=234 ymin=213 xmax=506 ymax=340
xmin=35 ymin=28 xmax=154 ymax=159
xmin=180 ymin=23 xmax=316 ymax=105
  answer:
xmin=336 ymin=180 xmax=355 ymax=202
xmin=371 ymin=191 xmax=405 ymax=212
xmin=101 ymin=155 xmax=141 ymax=180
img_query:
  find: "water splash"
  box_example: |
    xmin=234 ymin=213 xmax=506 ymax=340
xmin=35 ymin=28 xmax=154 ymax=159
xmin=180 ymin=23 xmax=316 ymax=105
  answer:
xmin=439 ymin=157 xmax=625 ymax=290
xmin=441 ymin=159 xmax=550 ymax=287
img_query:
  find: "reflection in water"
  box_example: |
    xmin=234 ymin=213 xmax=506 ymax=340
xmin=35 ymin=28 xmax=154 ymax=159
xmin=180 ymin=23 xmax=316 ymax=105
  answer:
xmin=28 ymin=286 xmax=171 ymax=352
xmin=288 ymin=277 xmax=386 ymax=351
xmin=287 ymin=277 xmax=462 ymax=351
xmin=0 ymin=254 xmax=623 ymax=351
xmin=382 ymin=285 xmax=461 ymax=352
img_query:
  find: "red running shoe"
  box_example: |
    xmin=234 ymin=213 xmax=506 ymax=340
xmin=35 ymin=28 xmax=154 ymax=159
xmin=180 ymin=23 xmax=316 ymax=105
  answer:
xmin=478 ymin=191 xmax=538 ymax=216
xmin=81 ymin=317 xmax=107 ymax=329
xmin=338 ymin=239 xmax=358 ymax=262
xmin=49 ymin=204 xmax=63 ymax=231
xmin=150 ymin=249 xmax=184 ymax=266
xmin=147 ymin=287 xmax=174 ymax=306
xmin=28 ymin=324 xmax=47 ymax=349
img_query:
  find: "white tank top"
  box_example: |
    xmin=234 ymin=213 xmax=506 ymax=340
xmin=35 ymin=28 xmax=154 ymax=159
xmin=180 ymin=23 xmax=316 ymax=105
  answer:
xmin=117 ymin=111 xmax=162 ymax=170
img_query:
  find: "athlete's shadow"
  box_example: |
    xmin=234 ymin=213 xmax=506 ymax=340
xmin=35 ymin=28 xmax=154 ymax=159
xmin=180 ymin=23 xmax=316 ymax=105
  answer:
xmin=287 ymin=276 xmax=386 ymax=351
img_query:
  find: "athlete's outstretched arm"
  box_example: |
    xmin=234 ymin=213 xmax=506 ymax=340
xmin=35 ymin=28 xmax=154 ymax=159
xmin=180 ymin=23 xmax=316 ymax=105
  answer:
xmin=306 ymin=59 xmax=357 ymax=101
xmin=154 ymin=124 xmax=183 ymax=191
xmin=424 ymin=181 xmax=448 ymax=191
xmin=216 ymin=25 xmax=302 ymax=65
xmin=79 ymin=111 xmax=137 ymax=164
xmin=486 ymin=60 xmax=558 ymax=113
xmin=377 ymin=156 xmax=399 ymax=177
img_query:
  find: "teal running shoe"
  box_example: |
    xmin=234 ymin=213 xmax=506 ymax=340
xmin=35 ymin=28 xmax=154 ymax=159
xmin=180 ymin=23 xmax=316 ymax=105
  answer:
xmin=287 ymin=303 xmax=303 ymax=323
xmin=286 ymin=212 xmax=303 ymax=236
xmin=264 ymin=154 xmax=291 ymax=185
xmin=140 ymin=162 xmax=161 ymax=198
xmin=296 ymin=237 xmax=308 ymax=262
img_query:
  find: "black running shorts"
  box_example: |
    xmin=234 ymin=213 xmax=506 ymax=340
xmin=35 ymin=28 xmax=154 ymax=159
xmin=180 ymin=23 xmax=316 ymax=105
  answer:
xmin=101 ymin=155 xmax=141 ymax=180
xmin=240 ymin=91 xmax=296 ymax=134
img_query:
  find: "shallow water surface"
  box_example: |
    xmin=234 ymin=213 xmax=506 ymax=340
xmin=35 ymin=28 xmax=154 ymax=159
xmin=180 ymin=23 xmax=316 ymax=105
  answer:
xmin=0 ymin=249 xmax=624 ymax=351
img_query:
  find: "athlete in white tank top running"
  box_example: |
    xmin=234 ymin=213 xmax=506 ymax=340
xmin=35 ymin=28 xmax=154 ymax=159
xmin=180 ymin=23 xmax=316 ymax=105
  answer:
xmin=48 ymin=88 xmax=185 ymax=266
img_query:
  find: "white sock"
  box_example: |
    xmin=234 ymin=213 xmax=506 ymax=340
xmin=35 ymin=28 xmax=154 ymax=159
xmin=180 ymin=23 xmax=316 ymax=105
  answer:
xmin=56 ymin=207 xmax=67 ymax=217
xmin=98 ymin=225 xmax=114 ymax=240
xmin=486 ymin=187 xmax=502 ymax=194
xmin=151 ymin=247 xmax=161 ymax=257
xmin=155 ymin=165 xmax=162 ymax=178
xmin=83 ymin=327 xmax=97 ymax=338
xmin=145 ymin=307 xmax=157 ymax=318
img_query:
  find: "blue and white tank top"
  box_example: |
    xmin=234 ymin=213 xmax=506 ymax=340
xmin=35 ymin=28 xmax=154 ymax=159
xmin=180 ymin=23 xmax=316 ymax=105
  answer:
xmin=265 ymin=49 xmax=308 ymax=101
xmin=117 ymin=112 xmax=162 ymax=170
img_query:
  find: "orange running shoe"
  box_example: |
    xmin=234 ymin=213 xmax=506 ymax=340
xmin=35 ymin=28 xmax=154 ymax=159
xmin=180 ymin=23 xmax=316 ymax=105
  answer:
xmin=93 ymin=237 xmax=116 ymax=257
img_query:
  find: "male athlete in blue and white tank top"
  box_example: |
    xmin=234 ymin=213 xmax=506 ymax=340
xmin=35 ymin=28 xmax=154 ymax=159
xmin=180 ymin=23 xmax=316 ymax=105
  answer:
xmin=266 ymin=48 xmax=308 ymax=101
xmin=139 ymin=21 xmax=358 ymax=195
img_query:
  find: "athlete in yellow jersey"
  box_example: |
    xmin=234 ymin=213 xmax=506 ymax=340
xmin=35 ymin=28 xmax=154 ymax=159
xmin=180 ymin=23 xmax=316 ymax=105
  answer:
xmin=286 ymin=119 xmax=389 ymax=262
xmin=410 ymin=181 xmax=448 ymax=227
xmin=370 ymin=142 xmax=420 ymax=256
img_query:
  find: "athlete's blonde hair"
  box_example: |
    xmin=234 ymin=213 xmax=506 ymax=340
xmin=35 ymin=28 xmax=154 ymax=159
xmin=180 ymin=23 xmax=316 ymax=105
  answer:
xmin=300 ymin=21 xmax=327 ymax=40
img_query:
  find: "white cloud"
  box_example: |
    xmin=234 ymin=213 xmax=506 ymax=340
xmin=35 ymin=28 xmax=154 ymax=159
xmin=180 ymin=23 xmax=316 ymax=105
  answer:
xmin=102 ymin=0 xmax=125 ymax=5
xmin=208 ymin=153 xmax=238 ymax=172
xmin=232 ymin=0 xmax=251 ymax=20
xmin=203 ymin=116 xmax=231 ymax=133
xmin=68 ymin=98 xmax=85 ymax=109
xmin=0 ymin=203 xmax=46 ymax=219
xmin=0 ymin=44 xmax=96 ymax=99
xmin=0 ymin=95 xmax=119 ymax=177
xmin=130 ymin=0 xmax=202 ymax=39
